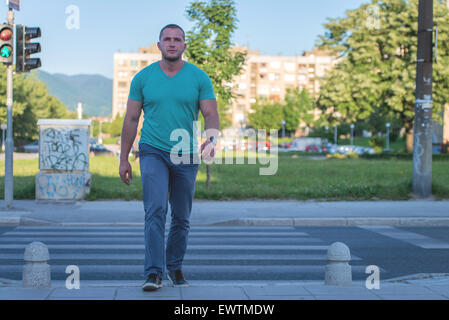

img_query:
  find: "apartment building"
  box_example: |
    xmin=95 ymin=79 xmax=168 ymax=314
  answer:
xmin=229 ymin=47 xmax=338 ymax=128
xmin=112 ymin=44 xmax=337 ymax=128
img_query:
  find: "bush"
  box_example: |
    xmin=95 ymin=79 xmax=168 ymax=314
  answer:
xmin=326 ymin=152 xmax=359 ymax=159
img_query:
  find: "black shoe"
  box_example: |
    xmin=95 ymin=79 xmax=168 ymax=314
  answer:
xmin=167 ymin=269 xmax=190 ymax=288
xmin=142 ymin=273 xmax=162 ymax=291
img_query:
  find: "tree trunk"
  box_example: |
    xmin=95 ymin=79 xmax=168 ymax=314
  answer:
xmin=405 ymin=128 xmax=414 ymax=153
xmin=206 ymin=164 xmax=210 ymax=190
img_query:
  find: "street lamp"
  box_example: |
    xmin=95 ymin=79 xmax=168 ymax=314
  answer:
xmin=350 ymin=124 xmax=355 ymax=145
xmin=281 ymin=120 xmax=286 ymax=144
xmin=386 ymin=123 xmax=390 ymax=151
xmin=334 ymin=125 xmax=338 ymax=145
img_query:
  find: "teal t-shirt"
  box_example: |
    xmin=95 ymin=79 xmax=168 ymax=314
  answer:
xmin=128 ymin=61 xmax=215 ymax=154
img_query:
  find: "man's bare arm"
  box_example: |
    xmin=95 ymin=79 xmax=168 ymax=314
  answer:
xmin=120 ymin=98 xmax=142 ymax=162
xmin=119 ymin=98 xmax=142 ymax=185
xmin=199 ymin=99 xmax=220 ymax=139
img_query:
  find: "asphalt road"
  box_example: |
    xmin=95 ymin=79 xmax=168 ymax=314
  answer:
xmin=1 ymin=226 xmax=448 ymax=282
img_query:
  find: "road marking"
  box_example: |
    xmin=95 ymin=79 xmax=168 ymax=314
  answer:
xmin=359 ymin=226 xmax=449 ymax=249
xmin=0 ymin=244 xmax=330 ymax=250
xmin=0 ymin=253 xmax=362 ymax=261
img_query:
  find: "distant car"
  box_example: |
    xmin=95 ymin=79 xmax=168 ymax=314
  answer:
xmin=90 ymin=144 xmax=114 ymax=156
xmin=23 ymin=141 xmax=39 ymax=153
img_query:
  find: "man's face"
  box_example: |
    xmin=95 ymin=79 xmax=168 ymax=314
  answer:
xmin=158 ymin=28 xmax=186 ymax=62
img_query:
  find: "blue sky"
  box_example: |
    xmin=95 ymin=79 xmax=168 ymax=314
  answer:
xmin=0 ymin=0 xmax=367 ymax=78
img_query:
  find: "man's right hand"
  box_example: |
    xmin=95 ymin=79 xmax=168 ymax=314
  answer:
xmin=119 ymin=160 xmax=133 ymax=185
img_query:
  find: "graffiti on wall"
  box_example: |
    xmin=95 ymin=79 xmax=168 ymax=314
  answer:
xmin=40 ymin=127 xmax=89 ymax=171
xmin=36 ymin=172 xmax=91 ymax=200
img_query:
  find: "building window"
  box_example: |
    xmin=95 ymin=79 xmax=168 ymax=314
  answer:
xmin=118 ymin=81 xmax=127 ymax=88
xmin=284 ymin=62 xmax=295 ymax=72
xmin=130 ymin=60 xmax=138 ymax=67
xmin=270 ymin=61 xmax=280 ymax=69
xmin=284 ymin=74 xmax=295 ymax=82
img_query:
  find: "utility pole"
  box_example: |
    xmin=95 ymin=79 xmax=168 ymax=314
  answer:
xmin=4 ymin=8 xmax=14 ymax=208
xmin=412 ymin=0 xmax=433 ymax=198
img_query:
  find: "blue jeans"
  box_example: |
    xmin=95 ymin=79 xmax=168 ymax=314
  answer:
xmin=139 ymin=142 xmax=199 ymax=279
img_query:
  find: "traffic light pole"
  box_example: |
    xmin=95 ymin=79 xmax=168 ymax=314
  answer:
xmin=4 ymin=8 xmax=14 ymax=208
xmin=412 ymin=0 xmax=433 ymax=198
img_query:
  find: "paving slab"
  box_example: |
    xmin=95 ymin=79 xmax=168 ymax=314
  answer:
xmin=421 ymin=285 xmax=449 ymax=298
xmin=373 ymin=294 xmax=447 ymax=300
xmin=48 ymin=287 xmax=117 ymax=299
xmin=303 ymin=283 xmax=375 ymax=295
xmin=0 ymin=287 xmax=52 ymax=300
xmin=314 ymin=294 xmax=380 ymax=300
xmin=116 ymin=287 xmax=181 ymax=300
xmin=242 ymin=285 xmax=310 ymax=296
xmin=248 ymin=295 xmax=316 ymax=300
xmin=180 ymin=286 xmax=249 ymax=300
xmin=374 ymin=283 xmax=437 ymax=295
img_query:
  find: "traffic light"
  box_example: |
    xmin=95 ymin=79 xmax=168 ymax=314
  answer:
xmin=0 ymin=24 xmax=14 ymax=64
xmin=16 ymin=24 xmax=41 ymax=73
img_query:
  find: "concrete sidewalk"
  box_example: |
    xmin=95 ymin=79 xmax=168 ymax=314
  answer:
xmin=0 ymin=199 xmax=449 ymax=227
xmin=1 ymin=278 xmax=448 ymax=300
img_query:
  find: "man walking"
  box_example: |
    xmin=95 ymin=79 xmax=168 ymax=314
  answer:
xmin=119 ymin=24 xmax=219 ymax=291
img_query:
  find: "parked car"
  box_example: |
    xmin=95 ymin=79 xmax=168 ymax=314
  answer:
xmin=90 ymin=144 xmax=114 ymax=156
xmin=23 ymin=141 xmax=39 ymax=153
xmin=328 ymin=145 xmax=376 ymax=155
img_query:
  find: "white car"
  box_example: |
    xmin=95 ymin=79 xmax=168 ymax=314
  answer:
xmin=23 ymin=141 xmax=39 ymax=153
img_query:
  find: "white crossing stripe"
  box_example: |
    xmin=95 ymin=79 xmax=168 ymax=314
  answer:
xmin=0 ymin=244 xmax=329 ymax=250
xmin=359 ymin=226 xmax=449 ymax=249
xmin=0 ymin=264 xmax=375 ymax=274
xmin=2 ymin=231 xmax=309 ymax=237
xmin=14 ymin=226 xmax=296 ymax=231
xmin=0 ymin=253 xmax=362 ymax=261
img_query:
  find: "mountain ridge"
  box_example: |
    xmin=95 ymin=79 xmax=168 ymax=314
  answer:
xmin=35 ymin=70 xmax=113 ymax=117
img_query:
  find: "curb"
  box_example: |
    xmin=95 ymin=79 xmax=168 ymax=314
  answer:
xmin=2 ymin=217 xmax=449 ymax=227
xmin=210 ymin=217 xmax=449 ymax=227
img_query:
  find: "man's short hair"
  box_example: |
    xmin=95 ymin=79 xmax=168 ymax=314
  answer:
xmin=159 ymin=24 xmax=185 ymax=41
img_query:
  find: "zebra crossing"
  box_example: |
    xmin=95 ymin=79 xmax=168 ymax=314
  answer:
xmin=0 ymin=226 xmax=369 ymax=281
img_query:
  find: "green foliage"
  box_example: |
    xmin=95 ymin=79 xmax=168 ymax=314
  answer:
xmin=369 ymin=135 xmax=385 ymax=148
xmin=247 ymin=98 xmax=283 ymax=134
xmin=109 ymin=114 xmax=124 ymax=137
xmin=283 ymin=87 xmax=314 ymax=133
xmin=0 ymin=66 xmax=72 ymax=145
xmin=185 ymin=0 xmax=247 ymax=129
xmin=316 ymin=0 xmax=449 ymax=141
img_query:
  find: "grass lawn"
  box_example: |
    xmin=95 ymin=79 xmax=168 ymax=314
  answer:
xmin=1 ymin=151 xmax=448 ymax=201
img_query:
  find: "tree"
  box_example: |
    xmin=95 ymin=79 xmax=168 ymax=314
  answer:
xmin=283 ymin=87 xmax=315 ymax=134
xmin=185 ymin=0 xmax=247 ymax=129
xmin=185 ymin=0 xmax=246 ymax=190
xmin=109 ymin=114 xmax=124 ymax=137
xmin=316 ymin=0 xmax=449 ymax=152
xmin=0 ymin=67 xmax=71 ymax=145
xmin=247 ymin=98 xmax=284 ymax=134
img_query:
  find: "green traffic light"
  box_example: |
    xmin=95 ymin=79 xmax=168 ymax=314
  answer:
xmin=0 ymin=45 xmax=12 ymax=58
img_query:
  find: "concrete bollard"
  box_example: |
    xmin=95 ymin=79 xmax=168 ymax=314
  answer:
xmin=23 ymin=242 xmax=51 ymax=288
xmin=325 ymin=242 xmax=352 ymax=286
